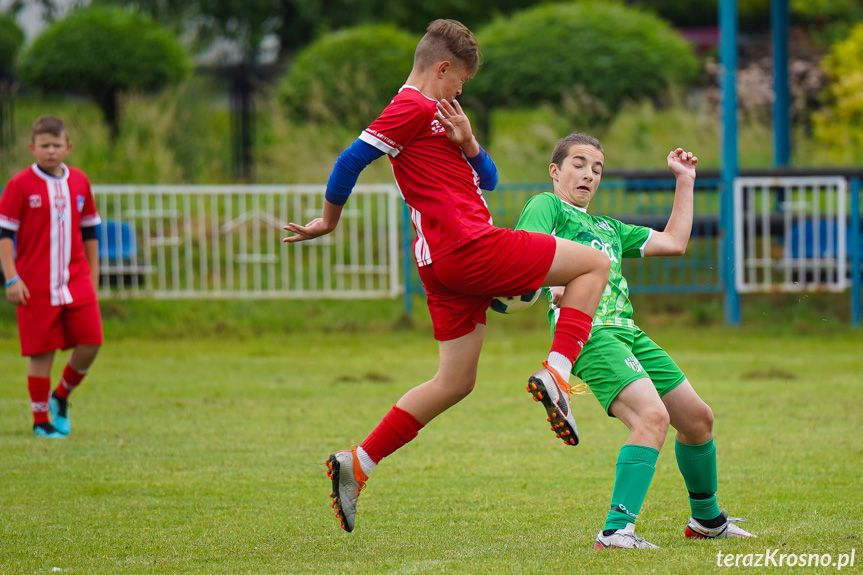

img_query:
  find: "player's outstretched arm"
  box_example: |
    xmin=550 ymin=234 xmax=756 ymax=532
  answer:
xmin=284 ymin=138 xmax=383 ymax=244
xmin=643 ymin=148 xmax=697 ymax=257
xmin=283 ymin=199 xmax=344 ymax=244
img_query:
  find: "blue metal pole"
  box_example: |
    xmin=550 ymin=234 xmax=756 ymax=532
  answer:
xmin=720 ymin=0 xmax=741 ymax=325
xmin=772 ymin=0 xmax=790 ymax=167
xmin=851 ymin=178 xmax=861 ymax=326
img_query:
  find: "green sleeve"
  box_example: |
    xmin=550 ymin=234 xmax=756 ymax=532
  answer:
xmin=514 ymin=193 xmax=559 ymax=235
xmin=611 ymin=218 xmax=652 ymax=258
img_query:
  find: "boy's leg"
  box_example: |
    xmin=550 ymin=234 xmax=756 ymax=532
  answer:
xmin=28 ymin=352 xmax=64 ymax=438
xmin=328 ymin=325 xmax=485 ymax=532
xmin=662 ymin=382 xmax=721 ymax=522
xmin=51 ymin=302 xmax=103 ymax=435
xmin=55 ymin=344 xmax=100 ymax=399
xmin=663 ymin=382 xmax=754 ymax=538
xmin=594 ymin=378 xmax=667 ymax=549
xmin=528 ymin=236 xmax=609 ymax=445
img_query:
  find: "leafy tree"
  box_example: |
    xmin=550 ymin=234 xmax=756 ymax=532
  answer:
xmin=812 ymin=22 xmax=863 ymax=156
xmin=0 ymin=14 xmax=24 ymax=76
xmin=18 ymin=6 xmax=189 ymax=141
xmin=279 ymin=24 xmax=416 ymax=130
xmin=469 ymin=2 xmax=699 ymax=123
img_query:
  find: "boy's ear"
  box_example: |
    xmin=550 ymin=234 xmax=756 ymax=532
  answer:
xmin=436 ymin=60 xmax=451 ymax=78
xmin=549 ymin=163 xmax=559 ymax=180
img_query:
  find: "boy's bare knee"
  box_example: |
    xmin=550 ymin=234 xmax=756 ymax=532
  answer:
xmin=641 ymin=406 xmax=670 ymax=436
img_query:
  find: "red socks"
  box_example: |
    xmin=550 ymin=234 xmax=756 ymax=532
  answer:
xmin=550 ymin=307 xmax=593 ymax=364
xmin=360 ymin=406 xmax=424 ymax=464
xmin=54 ymin=364 xmax=86 ymax=399
xmin=28 ymin=376 xmax=51 ymax=424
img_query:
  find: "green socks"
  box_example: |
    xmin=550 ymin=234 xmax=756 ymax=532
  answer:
xmin=675 ymin=438 xmax=722 ymax=522
xmin=604 ymin=444 xmax=660 ymax=532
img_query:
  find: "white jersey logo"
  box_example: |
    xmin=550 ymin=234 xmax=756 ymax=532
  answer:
xmin=29 ymin=195 xmax=42 ymax=208
xmin=430 ymin=119 xmax=445 ymax=135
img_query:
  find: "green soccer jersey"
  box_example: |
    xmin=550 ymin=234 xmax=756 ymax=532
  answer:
xmin=515 ymin=192 xmax=652 ymax=328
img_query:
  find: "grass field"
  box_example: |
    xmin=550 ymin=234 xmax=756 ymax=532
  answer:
xmin=1 ymin=299 xmax=861 ymax=574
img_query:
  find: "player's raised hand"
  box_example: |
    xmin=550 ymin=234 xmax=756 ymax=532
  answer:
xmin=435 ymin=99 xmax=479 ymax=156
xmin=667 ymin=148 xmax=697 ymax=180
xmin=5 ymin=278 xmax=30 ymax=306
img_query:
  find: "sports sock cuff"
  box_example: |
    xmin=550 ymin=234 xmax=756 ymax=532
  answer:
xmin=360 ymin=405 xmax=425 ymax=464
xmin=675 ymin=438 xmax=715 ymax=461
xmin=550 ymin=307 xmax=593 ymax=363
xmin=617 ymin=444 xmax=660 ymax=466
xmin=391 ymin=405 xmax=424 ymax=435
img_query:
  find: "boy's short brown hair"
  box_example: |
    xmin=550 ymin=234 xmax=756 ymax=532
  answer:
xmin=32 ymin=116 xmax=68 ymax=142
xmin=551 ymin=133 xmax=604 ymax=167
xmin=414 ymin=19 xmax=481 ymax=78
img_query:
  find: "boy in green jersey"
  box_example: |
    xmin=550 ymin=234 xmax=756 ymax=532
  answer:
xmin=516 ymin=133 xmax=756 ymax=549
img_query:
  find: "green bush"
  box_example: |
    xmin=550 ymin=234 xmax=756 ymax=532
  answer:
xmin=279 ymin=24 xmax=417 ymax=130
xmin=18 ymin=6 xmax=189 ymax=139
xmin=812 ymin=22 xmax=863 ymax=157
xmin=0 ymin=14 xmax=24 ymax=76
xmin=791 ymin=0 xmax=863 ymax=46
xmin=469 ymin=2 xmax=699 ymax=122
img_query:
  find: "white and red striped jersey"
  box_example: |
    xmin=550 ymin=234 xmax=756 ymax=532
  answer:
xmin=359 ymin=86 xmax=494 ymax=266
xmin=0 ymin=163 xmax=101 ymax=306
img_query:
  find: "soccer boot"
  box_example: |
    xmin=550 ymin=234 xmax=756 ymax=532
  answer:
xmin=326 ymin=447 xmax=369 ymax=533
xmin=49 ymin=392 xmax=70 ymax=436
xmin=594 ymin=524 xmax=659 ymax=549
xmin=32 ymin=422 xmax=66 ymax=439
xmin=526 ymin=361 xmax=584 ymax=446
xmin=685 ymin=510 xmax=756 ymax=539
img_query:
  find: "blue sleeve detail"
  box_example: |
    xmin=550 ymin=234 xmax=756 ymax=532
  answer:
xmin=466 ymin=147 xmax=498 ymax=191
xmin=324 ymin=139 xmax=386 ymax=206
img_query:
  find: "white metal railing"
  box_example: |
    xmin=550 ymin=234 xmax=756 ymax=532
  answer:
xmin=92 ymin=184 xmax=402 ymax=299
xmin=734 ymin=177 xmax=847 ymax=293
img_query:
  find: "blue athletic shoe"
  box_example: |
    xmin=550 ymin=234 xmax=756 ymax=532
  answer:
xmin=49 ymin=393 xmax=71 ymax=435
xmin=33 ymin=422 xmax=66 ymax=439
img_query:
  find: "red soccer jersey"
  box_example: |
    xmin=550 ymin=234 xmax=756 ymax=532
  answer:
xmin=359 ymin=86 xmax=494 ymax=266
xmin=0 ymin=164 xmax=101 ymax=306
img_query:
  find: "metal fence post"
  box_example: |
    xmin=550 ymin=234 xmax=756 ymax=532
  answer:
xmin=852 ymin=177 xmax=861 ymax=326
xmin=720 ymin=0 xmax=741 ymax=325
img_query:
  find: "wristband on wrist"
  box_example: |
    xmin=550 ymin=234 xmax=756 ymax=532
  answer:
xmin=4 ymin=275 xmax=20 ymax=287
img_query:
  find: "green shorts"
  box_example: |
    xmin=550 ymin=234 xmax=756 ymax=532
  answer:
xmin=573 ymin=325 xmax=686 ymax=416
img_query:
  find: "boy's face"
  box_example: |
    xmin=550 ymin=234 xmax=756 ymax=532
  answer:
xmin=437 ymin=61 xmax=472 ymax=102
xmin=29 ymin=132 xmax=72 ymax=171
xmin=549 ymin=144 xmax=605 ymax=209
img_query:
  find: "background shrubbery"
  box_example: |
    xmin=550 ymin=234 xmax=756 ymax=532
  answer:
xmin=812 ymin=22 xmax=863 ymax=158
xmin=0 ymin=13 xmax=23 ymax=76
xmin=18 ymin=6 xmax=189 ymax=139
xmin=469 ymin=2 xmax=699 ymax=124
xmin=278 ymin=24 xmax=417 ymax=131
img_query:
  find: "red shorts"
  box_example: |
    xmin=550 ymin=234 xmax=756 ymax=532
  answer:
xmin=17 ymin=299 xmax=104 ymax=356
xmin=418 ymin=227 xmax=556 ymax=341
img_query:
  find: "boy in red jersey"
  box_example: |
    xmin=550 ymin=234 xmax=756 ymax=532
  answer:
xmin=0 ymin=116 xmax=103 ymax=438
xmin=284 ymin=20 xmax=610 ymax=532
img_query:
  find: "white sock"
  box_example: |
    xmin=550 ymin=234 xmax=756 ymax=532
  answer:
xmin=356 ymin=446 xmax=376 ymax=476
xmin=547 ymin=351 xmax=572 ymax=384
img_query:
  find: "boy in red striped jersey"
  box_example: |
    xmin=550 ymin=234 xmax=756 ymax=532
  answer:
xmin=0 ymin=116 xmax=103 ymax=438
xmin=284 ymin=19 xmax=610 ymax=532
